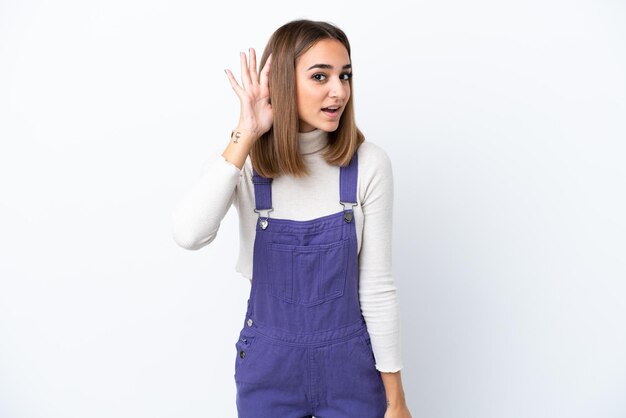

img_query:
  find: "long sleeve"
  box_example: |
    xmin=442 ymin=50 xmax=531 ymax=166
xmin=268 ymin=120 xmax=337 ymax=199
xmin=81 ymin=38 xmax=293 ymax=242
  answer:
xmin=171 ymin=152 xmax=243 ymax=250
xmin=171 ymin=131 xmax=404 ymax=372
xmin=357 ymin=146 xmax=404 ymax=373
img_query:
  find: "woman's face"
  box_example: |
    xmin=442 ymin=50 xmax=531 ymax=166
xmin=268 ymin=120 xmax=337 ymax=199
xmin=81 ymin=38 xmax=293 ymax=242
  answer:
xmin=294 ymin=38 xmax=352 ymax=133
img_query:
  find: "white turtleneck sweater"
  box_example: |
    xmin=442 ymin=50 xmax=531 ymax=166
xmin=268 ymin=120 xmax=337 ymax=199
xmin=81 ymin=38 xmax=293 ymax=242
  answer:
xmin=171 ymin=128 xmax=403 ymax=373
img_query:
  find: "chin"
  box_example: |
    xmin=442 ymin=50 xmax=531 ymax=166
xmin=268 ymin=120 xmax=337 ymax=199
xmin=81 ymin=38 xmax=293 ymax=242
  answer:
xmin=300 ymin=118 xmax=341 ymax=133
xmin=320 ymin=122 xmax=341 ymax=133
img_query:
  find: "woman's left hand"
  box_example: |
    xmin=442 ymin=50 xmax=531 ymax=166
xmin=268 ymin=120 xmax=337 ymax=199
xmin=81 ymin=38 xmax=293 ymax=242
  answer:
xmin=380 ymin=370 xmax=412 ymax=417
xmin=384 ymin=402 xmax=413 ymax=418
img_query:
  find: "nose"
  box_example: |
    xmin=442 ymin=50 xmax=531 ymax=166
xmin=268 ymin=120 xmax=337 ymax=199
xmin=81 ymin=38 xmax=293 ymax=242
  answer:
xmin=329 ymin=76 xmax=348 ymax=100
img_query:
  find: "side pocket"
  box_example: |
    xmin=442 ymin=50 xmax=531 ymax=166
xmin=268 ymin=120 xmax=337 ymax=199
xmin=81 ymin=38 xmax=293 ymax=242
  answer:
xmin=358 ymin=331 xmax=386 ymax=394
xmin=358 ymin=331 xmax=377 ymax=368
xmin=234 ymin=333 xmax=257 ymax=381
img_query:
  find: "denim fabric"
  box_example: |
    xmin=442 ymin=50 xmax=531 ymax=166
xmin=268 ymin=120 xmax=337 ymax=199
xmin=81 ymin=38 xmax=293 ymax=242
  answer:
xmin=234 ymin=152 xmax=386 ymax=417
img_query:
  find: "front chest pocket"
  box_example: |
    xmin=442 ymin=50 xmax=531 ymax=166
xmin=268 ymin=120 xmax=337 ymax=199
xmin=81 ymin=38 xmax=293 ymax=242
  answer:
xmin=267 ymin=238 xmax=350 ymax=307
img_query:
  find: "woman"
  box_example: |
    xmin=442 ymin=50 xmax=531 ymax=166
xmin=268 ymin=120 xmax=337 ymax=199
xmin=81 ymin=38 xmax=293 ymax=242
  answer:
xmin=172 ymin=19 xmax=412 ymax=418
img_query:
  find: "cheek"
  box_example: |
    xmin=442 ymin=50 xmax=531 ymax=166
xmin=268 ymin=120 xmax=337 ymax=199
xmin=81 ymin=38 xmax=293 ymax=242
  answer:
xmin=300 ymin=86 xmax=323 ymax=108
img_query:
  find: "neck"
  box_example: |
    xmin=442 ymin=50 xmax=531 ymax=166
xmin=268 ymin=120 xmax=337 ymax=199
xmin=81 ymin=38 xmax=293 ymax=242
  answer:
xmin=298 ymin=128 xmax=329 ymax=155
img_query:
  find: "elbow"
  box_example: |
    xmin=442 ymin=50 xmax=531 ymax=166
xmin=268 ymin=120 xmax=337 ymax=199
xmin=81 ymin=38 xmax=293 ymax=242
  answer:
xmin=171 ymin=226 xmax=217 ymax=251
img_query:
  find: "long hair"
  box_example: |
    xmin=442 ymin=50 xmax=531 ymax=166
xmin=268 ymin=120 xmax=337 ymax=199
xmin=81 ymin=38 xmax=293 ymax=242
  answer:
xmin=252 ymin=19 xmax=365 ymax=178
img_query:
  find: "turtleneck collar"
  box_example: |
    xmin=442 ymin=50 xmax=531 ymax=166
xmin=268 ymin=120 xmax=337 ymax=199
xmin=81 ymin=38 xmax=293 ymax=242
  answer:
xmin=298 ymin=128 xmax=329 ymax=155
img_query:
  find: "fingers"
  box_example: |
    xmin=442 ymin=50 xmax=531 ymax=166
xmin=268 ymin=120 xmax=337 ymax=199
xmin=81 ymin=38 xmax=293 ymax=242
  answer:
xmin=259 ymin=53 xmax=272 ymax=96
xmin=262 ymin=53 xmax=272 ymax=75
xmin=226 ymin=49 xmax=269 ymax=97
xmin=249 ymin=48 xmax=258 ymax=85
xmin=224 ymin=69 xmax=243 ymax=97
xmin=240 ymin=51 xmax=252 ymax=91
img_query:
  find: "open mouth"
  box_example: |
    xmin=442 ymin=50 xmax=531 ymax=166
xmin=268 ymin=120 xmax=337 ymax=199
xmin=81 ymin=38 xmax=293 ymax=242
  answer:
xmin=322 ymin=106 xmax=340 ymax=116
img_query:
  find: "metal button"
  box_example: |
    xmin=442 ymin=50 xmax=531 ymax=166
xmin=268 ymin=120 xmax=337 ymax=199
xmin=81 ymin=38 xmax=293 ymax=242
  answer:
xmin=247 ymin=318 xmax=253 ymax=327
xmin=239 ymin=350 xmax=246 ymax=359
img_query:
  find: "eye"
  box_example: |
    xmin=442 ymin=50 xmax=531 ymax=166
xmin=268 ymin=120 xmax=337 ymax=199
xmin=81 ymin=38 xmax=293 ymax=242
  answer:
xmin=311 ymin=72 xmax=353 ymax=82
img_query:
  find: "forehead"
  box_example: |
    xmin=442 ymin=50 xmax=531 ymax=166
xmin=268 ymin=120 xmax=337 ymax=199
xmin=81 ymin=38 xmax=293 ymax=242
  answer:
xmin=296 ymin=39 xmax=350 ymax=68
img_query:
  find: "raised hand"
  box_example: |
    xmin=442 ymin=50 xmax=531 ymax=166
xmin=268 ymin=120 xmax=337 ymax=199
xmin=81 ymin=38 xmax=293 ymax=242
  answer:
xmin=224 ymin=48 xmax=273 ymax=140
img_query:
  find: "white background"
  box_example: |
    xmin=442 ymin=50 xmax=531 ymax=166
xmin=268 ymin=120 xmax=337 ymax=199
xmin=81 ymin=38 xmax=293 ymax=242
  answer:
xmin=1 ymin=0 xmax=625 ymax=417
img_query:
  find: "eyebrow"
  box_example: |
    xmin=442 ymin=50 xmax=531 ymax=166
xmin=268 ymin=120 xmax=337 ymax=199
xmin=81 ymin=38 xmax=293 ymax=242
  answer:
xmin=306 ymin=63 xmax=352 ymax=71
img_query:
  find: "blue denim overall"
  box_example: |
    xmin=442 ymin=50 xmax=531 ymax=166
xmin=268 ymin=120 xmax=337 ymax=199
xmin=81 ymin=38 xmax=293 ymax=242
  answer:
xmin=234 ymin=151 xmax=387 ymax=418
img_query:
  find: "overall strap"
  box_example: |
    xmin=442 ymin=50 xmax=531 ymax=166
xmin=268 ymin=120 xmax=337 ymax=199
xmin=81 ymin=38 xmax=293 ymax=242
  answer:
xmin=252 ymin=167 xmax=273 ymax=229
xmin=339 ymin=150 xmax=359 ymax=222
xmin=251 ymin=149 xmax=359 ymax=228
xmin=252 ymin=167 xmax=272 ymax=211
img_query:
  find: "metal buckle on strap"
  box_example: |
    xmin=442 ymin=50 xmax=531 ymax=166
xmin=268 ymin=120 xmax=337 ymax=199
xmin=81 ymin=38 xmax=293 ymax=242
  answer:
xmin=339 ymin=201 xmax=357 ymax=223
xmin=253 ymin=208 xmax=273 ymax=229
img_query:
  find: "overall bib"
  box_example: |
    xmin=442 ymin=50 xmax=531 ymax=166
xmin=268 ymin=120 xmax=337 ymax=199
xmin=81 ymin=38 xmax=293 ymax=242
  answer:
xmin=234 ymin=151 xmax=387 ymax=418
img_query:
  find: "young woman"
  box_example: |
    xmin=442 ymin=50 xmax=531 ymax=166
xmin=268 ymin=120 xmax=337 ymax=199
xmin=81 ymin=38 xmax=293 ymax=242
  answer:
xmin=172 ymin=19 xmax=413 ymax=418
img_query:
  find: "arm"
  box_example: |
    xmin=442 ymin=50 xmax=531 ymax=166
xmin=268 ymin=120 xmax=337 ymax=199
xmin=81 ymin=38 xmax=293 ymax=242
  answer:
xmin=381 ymin=371 xmax=409 ymax=413
xmin=357 ymin=145 xmax=410 ymax=414
xmin=172 ymin=48 xmax=272 ymax=250
xmin=170 ymin=148 xmax=243 ymax=250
